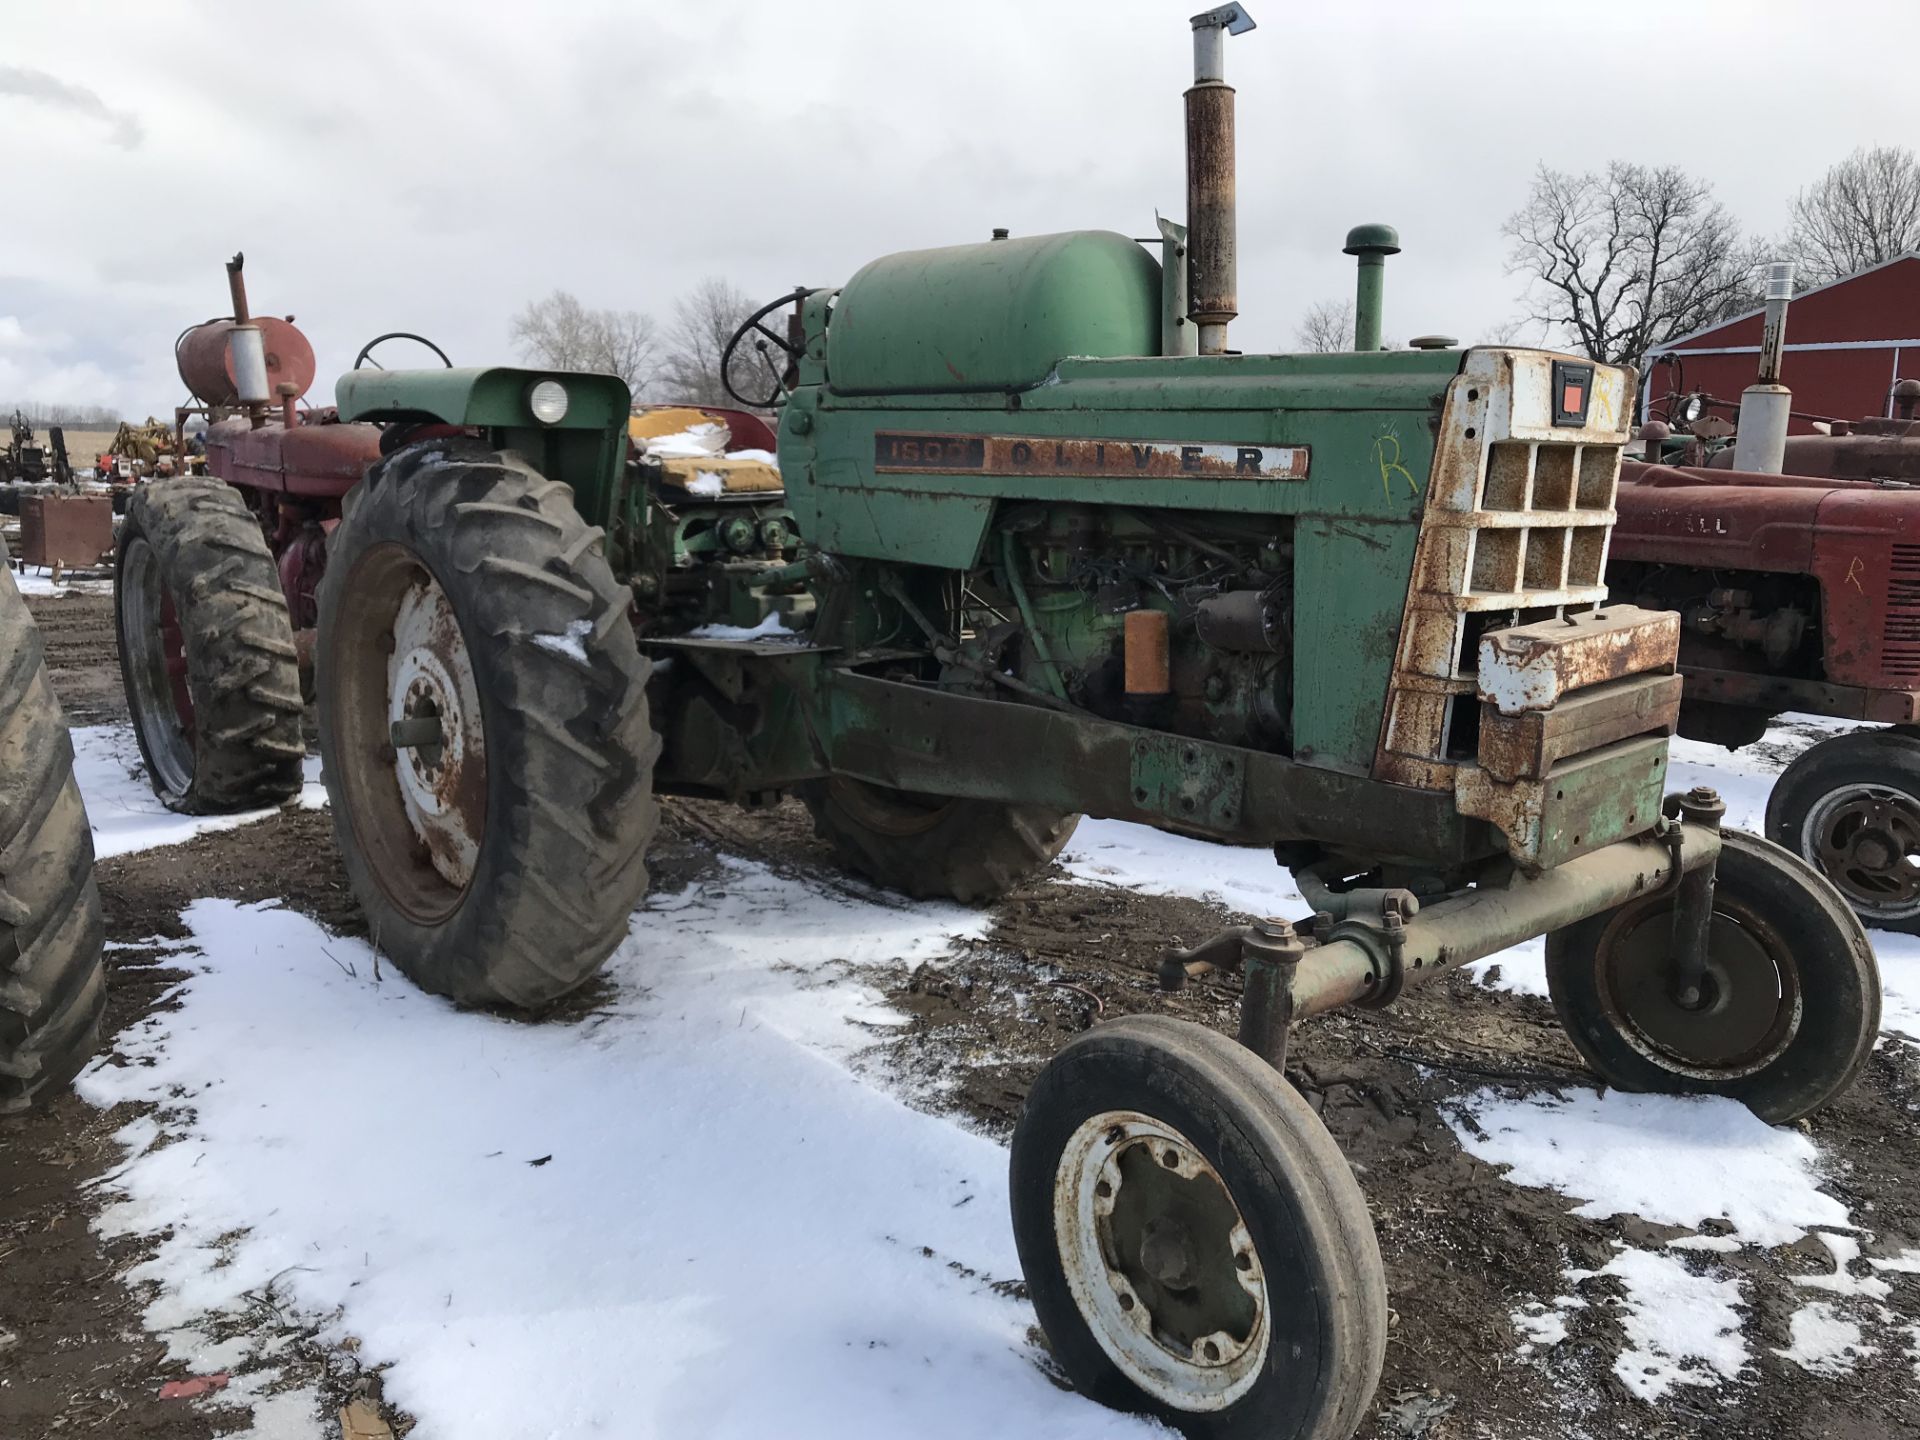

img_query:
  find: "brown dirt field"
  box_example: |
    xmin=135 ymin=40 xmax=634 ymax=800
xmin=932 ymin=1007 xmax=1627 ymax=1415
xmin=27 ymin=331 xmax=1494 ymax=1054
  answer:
xmin=61 ymin=430 xmax=122 ymax=468
xmin=5 ymin=592 xmax=1920 ymax=1440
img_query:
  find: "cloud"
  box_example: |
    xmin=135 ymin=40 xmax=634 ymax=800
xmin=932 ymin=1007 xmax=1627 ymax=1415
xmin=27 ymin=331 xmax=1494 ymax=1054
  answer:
xmin=0 ymin=64 xmax=142 ymax=149
xmin=1 ymin=0 xmax=1910 ymax=418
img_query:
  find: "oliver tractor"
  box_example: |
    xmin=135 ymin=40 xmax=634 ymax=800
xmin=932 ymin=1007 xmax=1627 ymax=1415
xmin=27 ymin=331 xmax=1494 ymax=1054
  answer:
xmin=114 ymin=10 xmax=1879 ymax=1437
xmin=1613 ymin=263 xmax=1920 ymax=931
xmin=0 ymin=535 xmax=108 ymax=1114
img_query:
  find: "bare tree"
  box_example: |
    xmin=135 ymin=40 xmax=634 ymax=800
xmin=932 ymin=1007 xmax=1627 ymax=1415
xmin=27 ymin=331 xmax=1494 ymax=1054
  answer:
xmin=1504 ymin=162 xmax=1764 ymax=372
xmin=1294 ymin=299 xmax=1355 ymax=354
xmin=1476 ymin=317 xmax=1534 ymax=346
xmin=658 ymin=278 xmax=762 ymax=406
xmin=1785 ymin=146 xmax=1920 ymax=286
xmin=2 ymin=401 xmax=121 ymax=427
xmin=509 ymin=290 xmax=660 ymax=394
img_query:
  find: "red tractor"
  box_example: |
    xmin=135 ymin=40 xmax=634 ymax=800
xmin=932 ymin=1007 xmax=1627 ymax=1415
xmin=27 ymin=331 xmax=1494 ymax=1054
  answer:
xmin=1611 ymin=371 xmax=1920 ymax=930
xmin=116 ymin=254 xmax=789 ymax=816
xmin=112 ymin=256 xmax=381 ymax=812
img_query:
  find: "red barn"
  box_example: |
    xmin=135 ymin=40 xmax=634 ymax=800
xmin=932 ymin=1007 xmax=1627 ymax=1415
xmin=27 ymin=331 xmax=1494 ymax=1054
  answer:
xmin=1641 ymin=253 xmax=1920 ymax=432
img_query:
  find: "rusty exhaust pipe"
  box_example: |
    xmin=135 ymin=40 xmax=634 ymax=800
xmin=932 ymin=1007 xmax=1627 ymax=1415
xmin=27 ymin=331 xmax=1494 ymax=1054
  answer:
xmin=1185 ymin=5 xmax=1255 ymax=356
xmin=1732 ymin=261 xmax=1795 ymax=474
xmin=224 ymin=253 xmax=272 ymax=431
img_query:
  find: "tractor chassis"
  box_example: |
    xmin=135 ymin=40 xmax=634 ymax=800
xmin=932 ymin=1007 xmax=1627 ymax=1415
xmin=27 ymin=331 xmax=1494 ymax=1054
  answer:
xmin=1680 ymin=665 xmax=1920 ymax=728
xmin=643 ymin=637 xmax=1728 ymax=1059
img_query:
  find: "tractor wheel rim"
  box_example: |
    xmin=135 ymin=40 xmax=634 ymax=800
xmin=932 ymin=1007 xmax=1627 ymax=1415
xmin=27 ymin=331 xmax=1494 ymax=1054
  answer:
xmin=1053 ymin=1110 xmax=1270 ymax=1412
xmin=1802 ymin=782 xmax=1920 ymax=919
xmin=121 ymin=536 xmax=195 ymax=797
xmin=1595 ymin=896 xmax=1801 ymax=1078
xmin=387 ymin=572 xmax=486 ymax=892
xmin=326 ymin=543 xmax=487 ymax=925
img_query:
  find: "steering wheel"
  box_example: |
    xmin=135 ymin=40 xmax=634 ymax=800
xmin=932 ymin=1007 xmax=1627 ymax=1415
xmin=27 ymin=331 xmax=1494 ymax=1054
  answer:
xmin=354 ymin=332 xmax=453 ymax=370
xmin=720 ymin=289 xmax=813 ymax=409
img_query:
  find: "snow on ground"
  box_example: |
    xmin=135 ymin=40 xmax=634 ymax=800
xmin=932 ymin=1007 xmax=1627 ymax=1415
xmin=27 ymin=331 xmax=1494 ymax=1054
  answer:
xmin=1059 ymin=818 xmax=1302 ymax=916
xmin=65 ymin=702 xmax=1920 ymax=1431
xmin=78 ymin=873 xmax=1150 ymax=1440
xmin=12 ymin=564 xmax=114 ymax=596
xmin=1778 ymin=1302 xmax=1874 ymax=1378
xmin=1450 ymin=1089 xmax=1848 ymax=1247
xmin=71 ymin=723 xmax=325 ymax=859
xmin=1054 ymin=717 xmax=1920 ymax=1406
xmin=1443 ymin=1084 xmax=1920 ymax=1399
xmin=1869 ymin=930 xmax=1920 ymax=1042
xmin=1572 ymin=1246 xmax=1751 ymax=1401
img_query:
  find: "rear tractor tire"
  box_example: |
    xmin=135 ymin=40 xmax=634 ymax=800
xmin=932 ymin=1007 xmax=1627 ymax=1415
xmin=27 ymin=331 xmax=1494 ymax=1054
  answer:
xmin=1011 ymin=1015 xmax=1386 ymax=1440
xmin=114 ymin=477 xmax=305 ymax=813
xmin=798 ymin=776 xmax=1079 ymax=903
xmin=1546 ymin=828 xmax=1878 ymax=1123
xmin=316 ymin=441 xmax=660 ymax=1009
xmin=1765 ymin=727 xmax=1920 ymax=933
xmin=1 ymin=543 xmax=108 ymax=1113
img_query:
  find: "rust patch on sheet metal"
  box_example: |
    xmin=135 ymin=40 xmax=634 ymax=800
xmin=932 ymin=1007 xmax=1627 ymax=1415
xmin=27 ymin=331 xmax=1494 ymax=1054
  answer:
xmin=1477 ymin=674 xmax=1683 ymax=786
xmin=873 ymin=433 xmax=1309 ymax=480
xmin=1476 ymin=606 xmax=1678 ymax=716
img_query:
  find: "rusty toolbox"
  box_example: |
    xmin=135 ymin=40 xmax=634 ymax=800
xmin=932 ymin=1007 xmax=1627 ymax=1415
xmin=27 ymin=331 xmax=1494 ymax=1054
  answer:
xmin=19 ymin=493 xmax=114 ymax=569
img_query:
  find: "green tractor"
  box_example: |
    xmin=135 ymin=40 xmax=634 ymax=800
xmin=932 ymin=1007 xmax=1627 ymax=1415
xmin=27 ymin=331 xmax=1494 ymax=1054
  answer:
xmin=290 ymin=8 xmax=1876 ymax=1435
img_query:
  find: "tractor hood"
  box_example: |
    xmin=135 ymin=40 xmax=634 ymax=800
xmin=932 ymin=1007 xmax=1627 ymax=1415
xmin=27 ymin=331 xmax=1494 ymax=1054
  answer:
xmin=335 ymin=366 xmax=630 ymax=431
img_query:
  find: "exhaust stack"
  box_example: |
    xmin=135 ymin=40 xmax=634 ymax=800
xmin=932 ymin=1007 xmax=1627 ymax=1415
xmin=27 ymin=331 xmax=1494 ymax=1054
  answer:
xmin=1185 ymin=5 xmax=1255 ymax=356
xmin=224 ymin=253 xmax=271 ymax=430
xmin=1732 ymin=261 xmax=1795 ymax=473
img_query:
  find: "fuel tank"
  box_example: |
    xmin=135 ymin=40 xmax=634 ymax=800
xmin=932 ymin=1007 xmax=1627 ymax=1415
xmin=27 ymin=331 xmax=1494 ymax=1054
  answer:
xmin=824 ymin=230 xmax=1161 ymax=394
xmin=177 ymin=317 xmax=318 ymax=406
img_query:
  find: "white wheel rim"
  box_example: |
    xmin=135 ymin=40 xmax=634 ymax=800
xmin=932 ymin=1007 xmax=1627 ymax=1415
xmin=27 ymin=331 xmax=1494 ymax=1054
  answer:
xmin=388 ymin=573 xmax=485 ymax=890
xmin=1053 ymin=1110 xmax=1270 ymax=1411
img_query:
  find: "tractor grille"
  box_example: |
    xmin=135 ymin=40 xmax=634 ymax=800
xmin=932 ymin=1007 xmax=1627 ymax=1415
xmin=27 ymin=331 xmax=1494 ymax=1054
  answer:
xmin=1382 ymin=436 xmax=1623 ymax=774
xmin=1464 ymin=441 xmax=1616 ymax=600
xmin=1885 ymin=544 xmax=1920 ymax=680
xmin=1394 ymin=437 xmax=1621 ymax=699
xmin=1375 ymin=350 xmax=1636 ymax=791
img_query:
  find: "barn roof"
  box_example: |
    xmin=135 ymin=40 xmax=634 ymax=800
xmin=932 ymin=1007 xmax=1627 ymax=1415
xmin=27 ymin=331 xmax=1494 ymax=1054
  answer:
xmin=1651 ymin=251 xmax=1920 ymax=355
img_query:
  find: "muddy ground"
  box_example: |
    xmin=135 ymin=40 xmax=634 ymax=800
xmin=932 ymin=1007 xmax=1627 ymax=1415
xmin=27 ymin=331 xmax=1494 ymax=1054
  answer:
xmin=5 ymin=588 xmax=1920 ymax=1439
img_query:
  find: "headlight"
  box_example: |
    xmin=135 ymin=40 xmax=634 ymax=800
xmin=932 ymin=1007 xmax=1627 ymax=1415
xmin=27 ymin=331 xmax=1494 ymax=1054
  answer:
xmin=1677 ymin=393 xmax=1706 ymax=425
xmin=529 ymin=380 xmax=569 ymax=424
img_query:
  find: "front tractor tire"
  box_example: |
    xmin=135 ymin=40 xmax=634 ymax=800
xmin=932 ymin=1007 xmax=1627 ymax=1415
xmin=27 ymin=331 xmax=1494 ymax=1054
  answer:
xmin=1010 ymin=1016 xmax=1386 ymax=1440
xmin=797 ymin=777 xmax=1078 ymax=903
xmin=114 ymin=477 xmax=305 ymax=813
xmin=1765 ymin=727 xmax=1920 ymax=933
xmin=1545 ymin=829 xmax=1878 ymax=1123
xmin=316 ymin=441 xmax=660 ymax=1009
xmin=1 ymin=548 xmax=107 ymax=1113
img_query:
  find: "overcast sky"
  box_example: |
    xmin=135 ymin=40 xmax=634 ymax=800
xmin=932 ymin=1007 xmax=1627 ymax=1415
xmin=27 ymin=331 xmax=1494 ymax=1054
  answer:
xmin=2 ymin=0 xmax=1915 ymax=416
